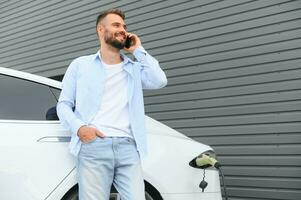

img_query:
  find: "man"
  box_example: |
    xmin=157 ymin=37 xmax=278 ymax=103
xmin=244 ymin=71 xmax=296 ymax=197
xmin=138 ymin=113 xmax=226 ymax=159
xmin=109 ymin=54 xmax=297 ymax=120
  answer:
xmin=57 ymin=8 xmax=167 ymax=200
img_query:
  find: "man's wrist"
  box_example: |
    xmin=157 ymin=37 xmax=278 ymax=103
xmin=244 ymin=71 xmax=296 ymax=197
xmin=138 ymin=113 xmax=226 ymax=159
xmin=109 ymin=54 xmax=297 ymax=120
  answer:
xmin=133 ymin=46 xmax=147 ymax=61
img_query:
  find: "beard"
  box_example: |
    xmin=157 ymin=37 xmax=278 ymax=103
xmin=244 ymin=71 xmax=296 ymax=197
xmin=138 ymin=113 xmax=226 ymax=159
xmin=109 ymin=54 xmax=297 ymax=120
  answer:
xmin=104 ymin=30 xmax=125 ymax=49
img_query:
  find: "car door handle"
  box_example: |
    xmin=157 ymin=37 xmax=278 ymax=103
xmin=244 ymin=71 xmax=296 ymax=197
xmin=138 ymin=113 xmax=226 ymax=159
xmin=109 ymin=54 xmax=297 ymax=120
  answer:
xmin=37 ymin=136 xmax=71 ymax=142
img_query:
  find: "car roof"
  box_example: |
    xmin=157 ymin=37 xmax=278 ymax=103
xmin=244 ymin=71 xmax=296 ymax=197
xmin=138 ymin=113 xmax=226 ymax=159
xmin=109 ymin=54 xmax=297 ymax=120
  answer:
xmin=0 ymin=67 xmax=62 ymax=89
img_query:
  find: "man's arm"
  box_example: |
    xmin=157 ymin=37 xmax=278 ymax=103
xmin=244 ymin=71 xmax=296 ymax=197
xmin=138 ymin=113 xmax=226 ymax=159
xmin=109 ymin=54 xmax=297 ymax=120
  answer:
xmin=56 ymin=59 xmax=86 ymax=136
xmin=134 ymin=46 xmax=167 ymax=89
xmin=125 ymin=33 xmax=167 ymax=89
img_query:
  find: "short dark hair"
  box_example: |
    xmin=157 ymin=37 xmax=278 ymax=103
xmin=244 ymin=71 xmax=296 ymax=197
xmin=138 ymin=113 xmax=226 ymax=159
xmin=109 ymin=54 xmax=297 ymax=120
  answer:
xmin=96 ymin=8 xmax=125 ymax=27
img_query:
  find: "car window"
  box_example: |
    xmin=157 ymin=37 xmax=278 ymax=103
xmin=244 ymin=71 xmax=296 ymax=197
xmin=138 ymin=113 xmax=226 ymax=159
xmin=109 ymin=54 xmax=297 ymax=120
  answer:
xmin=0 ymin=74 xmax=58 ymax=120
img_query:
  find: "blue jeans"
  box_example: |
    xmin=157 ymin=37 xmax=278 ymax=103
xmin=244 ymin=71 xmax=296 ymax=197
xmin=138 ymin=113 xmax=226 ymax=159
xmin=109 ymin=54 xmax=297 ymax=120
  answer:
xmin=77 ymin=137 xmax=145 ymax=200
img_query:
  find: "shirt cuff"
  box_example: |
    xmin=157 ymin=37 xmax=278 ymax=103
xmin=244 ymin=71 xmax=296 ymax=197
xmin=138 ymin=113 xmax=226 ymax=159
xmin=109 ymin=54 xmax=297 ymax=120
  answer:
xmin=133 ymin=46 xmax=147 ymax=61
xmin=70 ymin=118 xmax=86 ymax=136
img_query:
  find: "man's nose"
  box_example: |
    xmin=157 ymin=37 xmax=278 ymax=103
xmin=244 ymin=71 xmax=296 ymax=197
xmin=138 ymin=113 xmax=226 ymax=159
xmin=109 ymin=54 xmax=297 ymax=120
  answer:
xmin=118 ymin=26 xmax=127 ymax=33
xmin=119 ymin=29 xmax=126 ymax=35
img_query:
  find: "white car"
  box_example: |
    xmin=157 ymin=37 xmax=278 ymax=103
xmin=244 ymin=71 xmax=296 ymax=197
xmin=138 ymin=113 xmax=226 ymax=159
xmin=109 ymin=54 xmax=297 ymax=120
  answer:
xmin=0 ymin=67 xmax=222 ymax=200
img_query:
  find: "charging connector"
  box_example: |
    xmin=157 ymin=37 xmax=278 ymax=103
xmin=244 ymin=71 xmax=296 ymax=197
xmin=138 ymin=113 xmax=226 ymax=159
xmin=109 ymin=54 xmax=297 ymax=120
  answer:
xmin=195 ymin=154 xmax=221 ymax=169
xmin=189 ymin=151 xmax=228 ymax=200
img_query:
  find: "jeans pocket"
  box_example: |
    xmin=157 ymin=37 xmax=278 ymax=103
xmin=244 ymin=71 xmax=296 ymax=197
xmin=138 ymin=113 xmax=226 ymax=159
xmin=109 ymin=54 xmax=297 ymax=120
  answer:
xmin=84 ymin=136 xmax=98 ymax=144
xmin=79 ymin=137 xmax=99 ymax=158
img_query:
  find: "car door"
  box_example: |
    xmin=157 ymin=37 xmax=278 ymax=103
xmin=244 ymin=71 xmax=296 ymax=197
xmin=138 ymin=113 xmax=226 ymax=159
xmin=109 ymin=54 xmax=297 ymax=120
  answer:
xmin=0 ymin=74 xmax=74 ymax=200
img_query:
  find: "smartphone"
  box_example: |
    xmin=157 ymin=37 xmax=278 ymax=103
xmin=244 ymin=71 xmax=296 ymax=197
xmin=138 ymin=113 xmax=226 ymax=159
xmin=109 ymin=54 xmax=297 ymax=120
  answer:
xmin=125 ymin=36 xmax=132 ymax=48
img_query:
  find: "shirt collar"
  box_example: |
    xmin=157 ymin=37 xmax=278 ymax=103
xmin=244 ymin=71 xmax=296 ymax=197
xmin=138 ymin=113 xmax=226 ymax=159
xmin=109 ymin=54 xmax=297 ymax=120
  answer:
xmin=93 ymin=50 xmax=134 ymax=65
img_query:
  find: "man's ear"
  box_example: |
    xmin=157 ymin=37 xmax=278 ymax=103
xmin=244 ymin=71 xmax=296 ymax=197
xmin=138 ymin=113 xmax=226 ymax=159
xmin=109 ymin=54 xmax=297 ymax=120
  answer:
xmin=96 ymin=24 xmax=103 ymax=38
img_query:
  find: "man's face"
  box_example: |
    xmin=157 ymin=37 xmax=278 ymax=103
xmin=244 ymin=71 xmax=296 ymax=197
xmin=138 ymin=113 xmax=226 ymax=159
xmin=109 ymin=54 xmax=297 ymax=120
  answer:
xmin=99 ymin=14 xmax=127 ymax=49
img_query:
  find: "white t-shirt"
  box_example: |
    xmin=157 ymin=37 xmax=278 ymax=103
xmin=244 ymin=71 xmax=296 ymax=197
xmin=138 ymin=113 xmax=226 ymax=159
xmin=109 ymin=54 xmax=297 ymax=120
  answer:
xmin=89 ymin=61 xmax=133 ymax=138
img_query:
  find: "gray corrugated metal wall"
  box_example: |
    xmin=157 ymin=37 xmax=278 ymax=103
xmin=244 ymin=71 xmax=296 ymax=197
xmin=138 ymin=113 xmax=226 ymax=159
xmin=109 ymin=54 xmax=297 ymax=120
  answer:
xmin=1 ymin=0 xmax=301 ymax=199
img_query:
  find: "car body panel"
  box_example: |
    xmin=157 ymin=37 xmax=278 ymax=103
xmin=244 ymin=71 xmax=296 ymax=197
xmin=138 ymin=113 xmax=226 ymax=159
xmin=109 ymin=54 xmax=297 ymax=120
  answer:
xmin=0 ymin=121 xmax=73 ymax=200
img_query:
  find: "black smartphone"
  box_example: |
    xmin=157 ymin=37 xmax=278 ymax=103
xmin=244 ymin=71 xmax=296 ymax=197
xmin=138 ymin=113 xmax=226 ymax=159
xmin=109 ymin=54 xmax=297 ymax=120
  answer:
xmin=125 ymin=36 xmax=132 ymax=48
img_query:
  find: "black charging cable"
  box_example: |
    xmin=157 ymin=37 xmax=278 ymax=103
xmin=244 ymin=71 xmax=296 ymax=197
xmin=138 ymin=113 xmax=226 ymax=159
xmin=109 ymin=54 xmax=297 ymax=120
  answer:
xmin=218 ymin=167 xmax=228 ymax=200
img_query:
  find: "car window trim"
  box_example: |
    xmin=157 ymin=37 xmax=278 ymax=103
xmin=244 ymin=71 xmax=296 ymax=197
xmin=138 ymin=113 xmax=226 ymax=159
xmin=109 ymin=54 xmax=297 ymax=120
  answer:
xmin=0 ymin=73 xmax=61 ymax=90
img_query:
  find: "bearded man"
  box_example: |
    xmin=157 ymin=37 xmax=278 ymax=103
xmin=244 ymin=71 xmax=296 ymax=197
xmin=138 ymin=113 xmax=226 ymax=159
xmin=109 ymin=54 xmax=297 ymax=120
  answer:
xmin=57 ymin=8 xmax=167 ymax=200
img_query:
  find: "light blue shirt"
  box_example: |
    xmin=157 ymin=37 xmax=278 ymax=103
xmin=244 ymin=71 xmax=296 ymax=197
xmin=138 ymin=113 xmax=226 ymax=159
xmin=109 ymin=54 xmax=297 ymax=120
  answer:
xmin=57 ymin=46 xmax=167 ymax=158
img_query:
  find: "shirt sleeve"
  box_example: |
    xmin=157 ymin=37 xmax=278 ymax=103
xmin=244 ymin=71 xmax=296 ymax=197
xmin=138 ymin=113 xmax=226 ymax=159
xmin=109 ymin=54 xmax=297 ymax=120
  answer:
xmin=56 ymin=59 xmax=86 ymax=136
xmin=133 ymin=46 xmax=167 ymax=89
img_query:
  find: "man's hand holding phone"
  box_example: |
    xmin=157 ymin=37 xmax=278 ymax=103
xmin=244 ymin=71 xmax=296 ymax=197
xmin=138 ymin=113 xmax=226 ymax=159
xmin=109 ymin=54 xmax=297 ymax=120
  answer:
xmin=124 ymin=33 xmax=141 ymax=53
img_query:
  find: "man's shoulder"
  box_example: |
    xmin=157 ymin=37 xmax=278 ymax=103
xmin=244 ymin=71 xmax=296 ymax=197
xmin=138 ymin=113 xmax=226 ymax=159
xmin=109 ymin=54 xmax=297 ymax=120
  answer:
xmin=66 ymin=53 xmax=98 ymax=73
xmin=73 ymin=53 xmax=98 ymax=64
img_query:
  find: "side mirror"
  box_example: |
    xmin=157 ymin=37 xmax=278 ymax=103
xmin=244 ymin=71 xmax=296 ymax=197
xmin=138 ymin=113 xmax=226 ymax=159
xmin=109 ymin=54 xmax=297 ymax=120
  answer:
xmin=46 ymin=106 xmax=59 ymax=120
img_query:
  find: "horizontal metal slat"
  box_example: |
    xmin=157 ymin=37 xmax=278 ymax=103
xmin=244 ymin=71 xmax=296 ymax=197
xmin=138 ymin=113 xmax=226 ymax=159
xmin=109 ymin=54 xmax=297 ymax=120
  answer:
xmin=0 ymin=0 xmax=59 ymax=20
xmin=163 ymin=112 xmax=301 ymax=128
xmin=178 ymin=123 xmax=301 ymax=137
xmin=0 ymin=0 xmax=131 ymax=41
xmin=146 ymin=90 xmax=301 ymax=113
xmin=214 ymin=144 xmax=301 ymax=155
xmin=222 ymin=166 xmax=301 ymax=178
xmin=157 ymin=37 xmax=301 ymax=63
xmin=146 ymin=68 xmax=301 ymax=97
xmin=149 ymin=26 xmax=301 ymax=57
xmin=126 ymin=0 xmax=204 ymax=23
xmin=219 ymin=155 xmax=301 ymax=166
xmin=160 ymin=50 xmax=301 ymax=81
xmin=148 ymin=10 xmax=301 ymax=54
xmin=141 ymin=1 xmax=301 ymax=44
xmin=225 ymin=177 xmax=301 ymax=189
xmin=145 ymin=79 xmax=301 ymax=104
xmin=226 ymin=187 xmax=301 ymax=200
xmin=196 ymin=133 xmax=301 ymax=145
xmin=149 ymin=101 xmax=301 ymax=121
xmin=133 ymin=0 xmax=254 ymax=32
xmin=0 ymin=0 xmax=116 ymax=30
xmin=165 ymin=56 xmax=301 ymax=83
xmin=0 ymin=0 xmax=22 ymax=10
